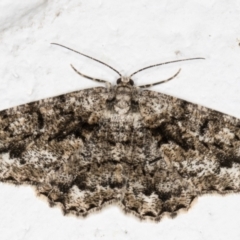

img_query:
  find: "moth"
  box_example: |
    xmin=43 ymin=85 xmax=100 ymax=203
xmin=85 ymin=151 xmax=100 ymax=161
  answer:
xmin=0 ymin=43 xmax=239 ymax=222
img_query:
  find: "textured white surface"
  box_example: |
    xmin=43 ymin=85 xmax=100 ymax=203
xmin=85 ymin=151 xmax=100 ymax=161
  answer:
xmin=1 ymin=0 xmax=240 ymax=239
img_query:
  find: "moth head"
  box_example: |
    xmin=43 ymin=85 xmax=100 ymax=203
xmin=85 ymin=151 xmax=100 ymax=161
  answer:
xmin=51 ymin=43 xmax=204 ymax=90
xmin=116 ymin=77 xmax=134 ymax=86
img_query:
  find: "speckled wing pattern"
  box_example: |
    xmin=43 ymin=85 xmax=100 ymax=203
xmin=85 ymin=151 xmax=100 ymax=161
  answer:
xmin=0 ymin=85 xmax=240 ymax=221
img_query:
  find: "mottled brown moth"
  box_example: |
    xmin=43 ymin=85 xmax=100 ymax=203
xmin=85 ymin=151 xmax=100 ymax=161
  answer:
xmin=1 ymin=44 xmax=239 ymax=221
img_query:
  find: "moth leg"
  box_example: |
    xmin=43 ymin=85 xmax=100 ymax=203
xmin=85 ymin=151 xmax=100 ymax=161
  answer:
xmin=138 ymin=68 xmax=181 ymax=89
xmin=71 ymin=64 xmax=112 ymax=88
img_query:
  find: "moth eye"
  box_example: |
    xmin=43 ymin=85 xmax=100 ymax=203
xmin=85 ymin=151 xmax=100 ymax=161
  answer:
xmin=117 ymin=78 xmax=121 ymax=84
xmin=129 ymin=79 xmax=134 ymax=86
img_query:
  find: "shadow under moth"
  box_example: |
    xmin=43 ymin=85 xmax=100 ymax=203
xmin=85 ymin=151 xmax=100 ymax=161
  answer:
xmin=0 ymin=44 xmax=239 ymax=222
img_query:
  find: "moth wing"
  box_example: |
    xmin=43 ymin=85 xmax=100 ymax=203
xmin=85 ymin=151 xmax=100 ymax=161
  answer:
xmin=0 ymin=87 xmax=124 ymax=215
xmin=122 ymin=90 xmax=240 ymax=220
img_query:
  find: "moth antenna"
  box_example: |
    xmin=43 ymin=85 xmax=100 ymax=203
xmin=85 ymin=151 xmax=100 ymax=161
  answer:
xmin=139 ymin=68 xmax=181 ymax=88
xmin=71 ymin=64 xmax=111 ymax=84
xmin=129 ymin=57 xmax=204 ymax=77
xmin=51 ymin=43 xmax=122 ymax=77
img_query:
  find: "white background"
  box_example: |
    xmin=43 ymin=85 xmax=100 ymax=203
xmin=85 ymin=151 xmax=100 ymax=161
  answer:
xmin=1 ymin=0 xmax=240 ymax=239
